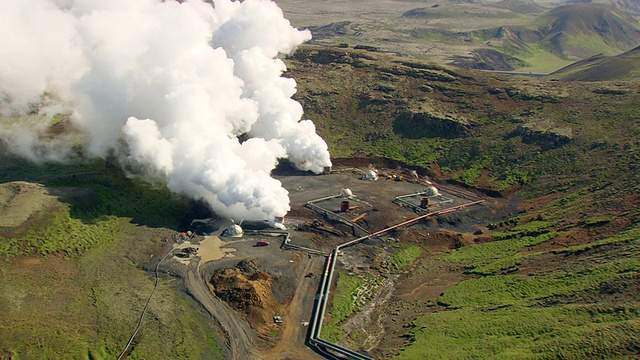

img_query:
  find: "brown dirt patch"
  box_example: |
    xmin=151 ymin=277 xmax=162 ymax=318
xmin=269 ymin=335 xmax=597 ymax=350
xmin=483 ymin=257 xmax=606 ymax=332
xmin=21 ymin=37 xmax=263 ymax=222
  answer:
xmin=420 ymin=229 xmax=474 ymax=252
xmin=14 ymin=256 xmax=42 ymax=266
xmin=1 ymin=253 xmax=85 ymax=328
xmin=373 ymin=255 xmax=471 ymax=357
xmin=210 ymin=267 xmax=282 ymax=337
xmin=395 ymin=256 xmax=468 ymax=302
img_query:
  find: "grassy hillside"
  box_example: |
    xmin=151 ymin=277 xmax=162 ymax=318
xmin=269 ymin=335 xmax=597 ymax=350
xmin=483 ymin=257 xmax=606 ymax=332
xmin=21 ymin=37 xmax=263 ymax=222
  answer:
xmin=549 ymin=45 xmax=640 ymax=80
xmin=0 ymin=151 xmax=224 ymax=359
xmin=0 ymin=43 xmax=638 ymax=359
xmin=290 ymin=47 xmax=640 ymax=224
xmin=288 ymin=46 xmax=639 ymax=194
xmin=537 ymin=3 xmax=640 ymax=59
xmin=286 ymin=45 xmax=639 ymax=358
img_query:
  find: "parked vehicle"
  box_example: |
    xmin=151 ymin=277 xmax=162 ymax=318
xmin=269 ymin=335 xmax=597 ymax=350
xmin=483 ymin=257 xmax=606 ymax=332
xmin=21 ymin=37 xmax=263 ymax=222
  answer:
xmin=255 ymin=241 xmax=270 ymax=247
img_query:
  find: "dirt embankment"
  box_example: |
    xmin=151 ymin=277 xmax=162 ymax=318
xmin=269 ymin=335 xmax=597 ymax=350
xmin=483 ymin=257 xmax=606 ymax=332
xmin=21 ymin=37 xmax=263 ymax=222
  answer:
xmin=210 ymin=262 xmax=282 ymax=336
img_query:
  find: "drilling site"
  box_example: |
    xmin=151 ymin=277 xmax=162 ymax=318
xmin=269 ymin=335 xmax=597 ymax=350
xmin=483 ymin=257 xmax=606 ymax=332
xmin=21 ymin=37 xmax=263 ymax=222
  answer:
xmin=150 ymin=161 xmax=518 ymax=360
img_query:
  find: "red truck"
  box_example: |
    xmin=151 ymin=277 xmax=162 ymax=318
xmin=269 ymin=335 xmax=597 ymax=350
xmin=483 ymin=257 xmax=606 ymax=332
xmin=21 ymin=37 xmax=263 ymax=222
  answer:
xmin=255 ymin=241 xmax=270 ymax=247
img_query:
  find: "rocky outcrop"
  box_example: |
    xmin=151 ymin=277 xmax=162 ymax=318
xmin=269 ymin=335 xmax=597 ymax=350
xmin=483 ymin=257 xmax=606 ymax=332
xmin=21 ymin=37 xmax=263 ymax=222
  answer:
xmin=380 ymin=64 xmax=456 ymax=82
xmin=512 ymin=120 xmax=573 ymax=150
xmin=394 ymin=111 xmax=473 ymax=139
xmin=289 ymin=47 xmax=374 ymax=65
xmin=451 ymin=49 xmax=527 ymax=71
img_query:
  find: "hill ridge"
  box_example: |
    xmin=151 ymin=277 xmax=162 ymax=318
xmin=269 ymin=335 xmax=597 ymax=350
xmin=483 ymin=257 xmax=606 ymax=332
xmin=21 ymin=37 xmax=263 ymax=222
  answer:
xmin=538 ymin=3 xmax=640 ymax=59
xmin=549 ymin=44 xmax=640 ymax=80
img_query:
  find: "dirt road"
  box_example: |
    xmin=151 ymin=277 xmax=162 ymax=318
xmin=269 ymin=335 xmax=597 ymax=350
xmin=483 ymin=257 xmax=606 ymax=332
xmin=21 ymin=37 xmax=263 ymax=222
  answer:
xmin=261 ymin=256 xmax=324 ymax=360
xmin=184 ymin=255 xmax=326 ymax=360
xmin=185 ymin=269 xmax=260 ymax=360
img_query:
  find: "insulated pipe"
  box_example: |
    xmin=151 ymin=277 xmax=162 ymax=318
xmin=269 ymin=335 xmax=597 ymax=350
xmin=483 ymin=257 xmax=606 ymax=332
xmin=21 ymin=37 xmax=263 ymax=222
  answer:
xmin=313 ymin=338 xmax=372 ymax=360
xmin=314 ymin=249 xmax=338 ymax=338
xmin=307 ymin=196 xmax=485 ymax=359
xmin=309 ymin=252 xmax=333 ymax=340
xmin=308 ymin=194 xmax=343 ymax=204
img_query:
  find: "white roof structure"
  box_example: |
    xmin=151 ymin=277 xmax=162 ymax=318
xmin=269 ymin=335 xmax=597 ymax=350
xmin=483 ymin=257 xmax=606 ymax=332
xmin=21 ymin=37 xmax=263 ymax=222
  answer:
xmin=364 ymin=169 xmax=378 ymax=181
xmin=340 ymin=188 xmax=353 ymax=198
xmin=222 ymin=223 xmax=243 ymax=237
xmin=424 ymin=186 xmax=439 ymax=197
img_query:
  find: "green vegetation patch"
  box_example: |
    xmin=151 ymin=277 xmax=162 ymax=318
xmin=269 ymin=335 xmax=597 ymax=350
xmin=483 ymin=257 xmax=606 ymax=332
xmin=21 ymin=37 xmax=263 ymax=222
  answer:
xmin=0 ymin=205 xmax=127 ymax=260
xmin=0 ymin=226 xmax=224 ymax=359
xmin=0 ymin=164 xmax=192 ymax=261
xmin=492 ymin=220 xmax=556 ymax=240
xmin=552 ymin=225 xmax=640 ymax=256
xmin=438 ymin=257 xmax=638 ymax=309
xmin=321 ymin=271 xmax=365 ymax=342
xmin=399 ymin=233 xmax=640 ymax=359
xmin=446 ymin=232 xmax=558 ymax=275
xmin=581 ymin=215 xmax=612 ymax=228
xmin=390 ymin=243 xmax=423 ymax=271
xmin=397 ymin=305 xmax=639 ymax=360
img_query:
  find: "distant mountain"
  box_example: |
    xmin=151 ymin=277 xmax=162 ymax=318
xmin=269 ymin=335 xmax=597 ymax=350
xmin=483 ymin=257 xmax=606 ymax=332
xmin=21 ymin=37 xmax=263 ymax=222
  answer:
xmin=492 ymin=0 xmax=548 ymax=14
xmin=534 ymin=0 xmax=640 ymax=17
xmin=609 ymin=0 xmax=640 ymax=18
xmin=537 ymin=3 xmax=640 ymax=59
xmin=583 ymin=0 xmax=640 ymax=18
xmin=480 ymin=26 xmax=545 ymax=53
xmin=404 ymin=2 xmax=640 ymax=70
xmin=548 ymin=45 xmax=640 ymax=80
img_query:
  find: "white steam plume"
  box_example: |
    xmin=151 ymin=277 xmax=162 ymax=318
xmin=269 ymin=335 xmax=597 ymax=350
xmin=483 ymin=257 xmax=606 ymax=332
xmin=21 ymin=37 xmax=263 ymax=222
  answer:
xmin=0 ymin=0 xmax=331 ymax=223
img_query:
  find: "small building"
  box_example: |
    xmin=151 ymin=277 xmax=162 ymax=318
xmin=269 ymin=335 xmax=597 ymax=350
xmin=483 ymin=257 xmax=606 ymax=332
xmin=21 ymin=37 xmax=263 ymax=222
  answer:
xmin=423 ymin=186 xmax=439 ymax=197
xmin=363 ymin=169 xmax=378 ymax=181
xmin=222 ymin=223 xmax=243 ymax=237
xmin=340 ymin=188 xmax=353 ymax=198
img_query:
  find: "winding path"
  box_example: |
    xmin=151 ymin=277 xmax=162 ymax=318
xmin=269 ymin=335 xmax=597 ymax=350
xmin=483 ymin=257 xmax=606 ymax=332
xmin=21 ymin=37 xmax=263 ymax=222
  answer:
xmin=185 ymin=268 xmax=260 ymax=360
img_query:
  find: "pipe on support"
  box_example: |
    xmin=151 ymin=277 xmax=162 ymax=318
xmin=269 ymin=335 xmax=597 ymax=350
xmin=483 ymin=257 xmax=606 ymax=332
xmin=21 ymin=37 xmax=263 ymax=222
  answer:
xmin=308 ymin=196 xmax=485 ymax=359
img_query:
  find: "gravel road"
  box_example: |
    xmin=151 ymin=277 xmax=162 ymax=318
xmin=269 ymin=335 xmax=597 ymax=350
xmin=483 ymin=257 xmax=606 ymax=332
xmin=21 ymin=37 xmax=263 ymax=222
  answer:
xmin=185 ymin=268 xmax=260 ymax=360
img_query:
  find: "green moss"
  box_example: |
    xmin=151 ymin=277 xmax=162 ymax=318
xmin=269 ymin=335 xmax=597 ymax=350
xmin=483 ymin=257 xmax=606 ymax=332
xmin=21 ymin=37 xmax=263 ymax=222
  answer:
xmin=321 ymin=272 xmax=364 ymax=342
xmin=0 ymin=166 xmax=192 ymax=261
xmin=458 ymin=166 xmax=482 ymax=187
xmin=0 ymin=207 xmax=127 ymax=260
xmin=390 ymin=244 xmax=423 ymax=270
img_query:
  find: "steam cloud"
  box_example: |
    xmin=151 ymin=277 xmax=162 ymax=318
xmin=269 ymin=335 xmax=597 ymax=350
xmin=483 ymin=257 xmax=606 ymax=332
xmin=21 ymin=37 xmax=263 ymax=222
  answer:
xmin=0 ymin=0 xmax=332 ymax=224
